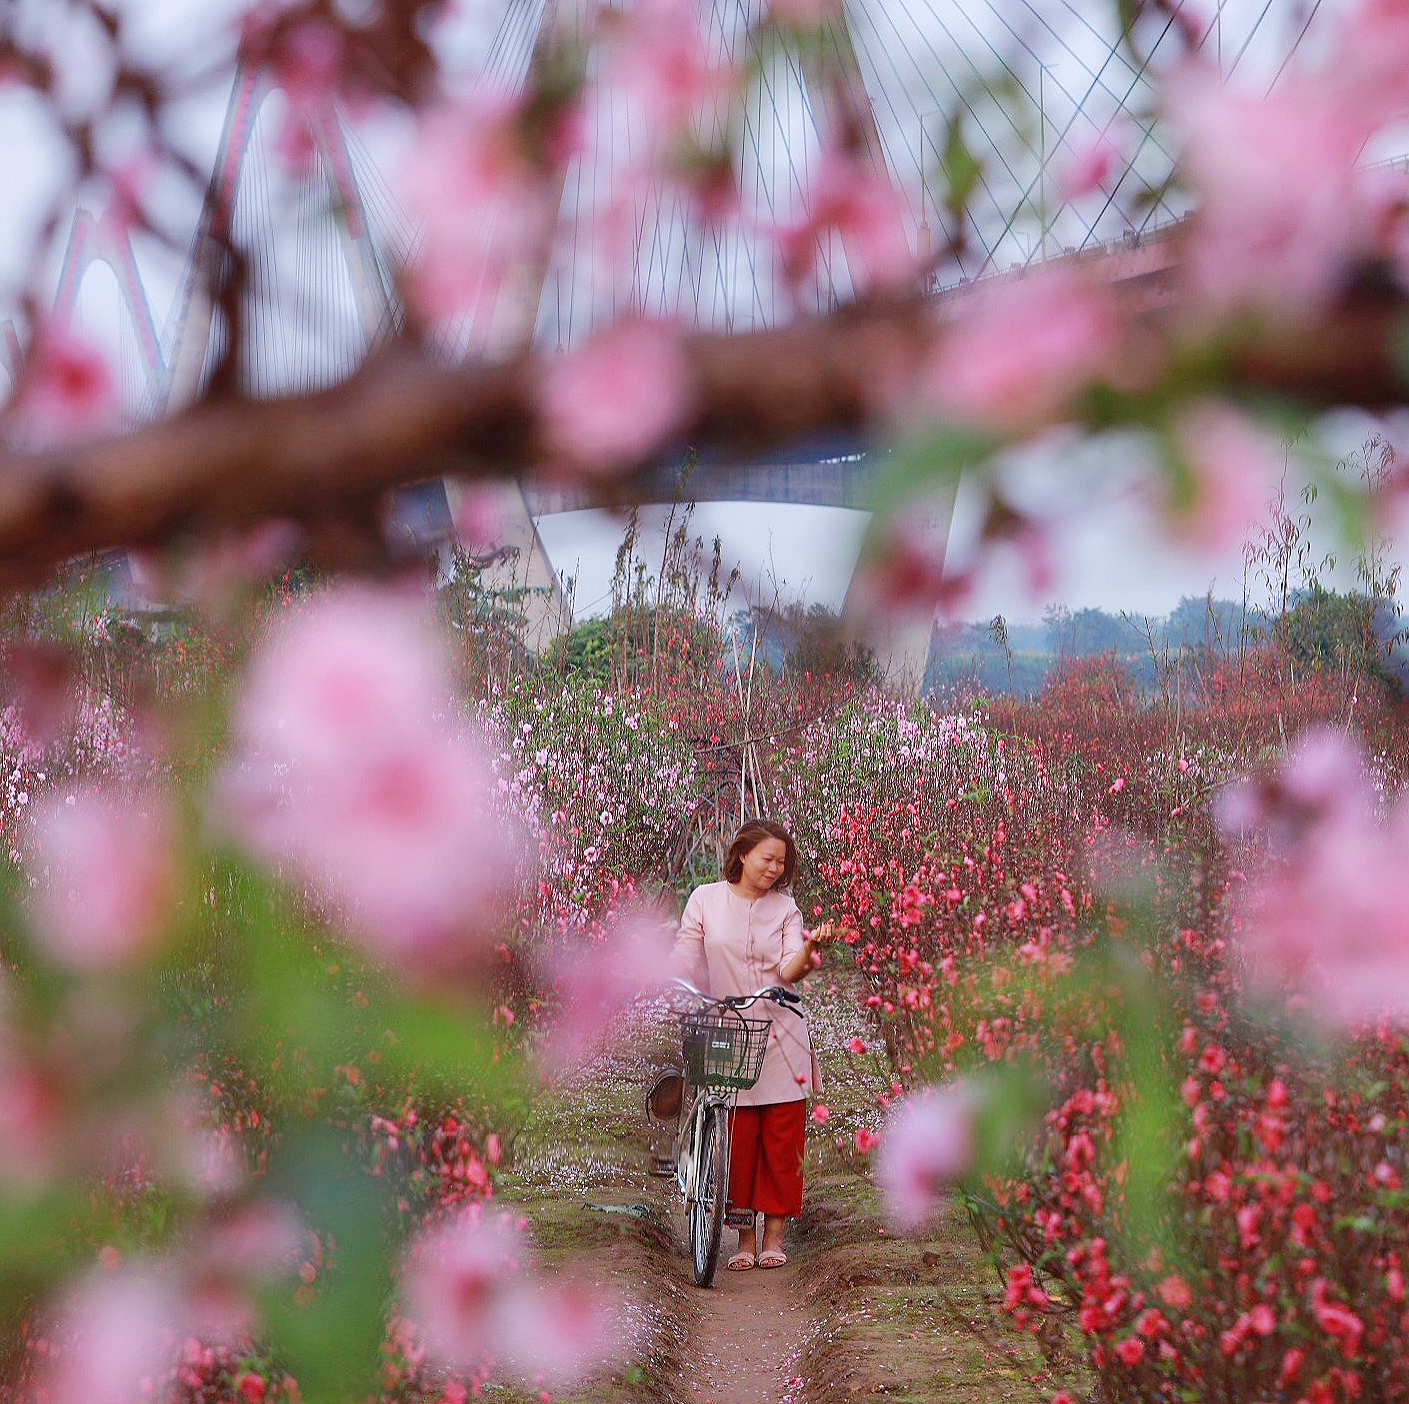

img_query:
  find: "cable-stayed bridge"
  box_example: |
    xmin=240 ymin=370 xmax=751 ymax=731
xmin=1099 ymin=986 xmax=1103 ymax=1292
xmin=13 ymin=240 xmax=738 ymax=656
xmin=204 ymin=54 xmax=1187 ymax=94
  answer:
xmin=3 ymin=0 xmax=1328 ymax=680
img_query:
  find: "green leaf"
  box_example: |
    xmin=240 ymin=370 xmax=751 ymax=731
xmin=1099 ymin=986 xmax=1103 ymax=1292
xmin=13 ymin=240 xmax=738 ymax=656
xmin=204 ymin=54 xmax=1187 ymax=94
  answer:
xmin=261 ymin=1126 xmax=398 ymax=1404
xmin=865 ymin=427 xmax=996 ymax=521
xmin=939 ymin=112 xmax=981 ymax=218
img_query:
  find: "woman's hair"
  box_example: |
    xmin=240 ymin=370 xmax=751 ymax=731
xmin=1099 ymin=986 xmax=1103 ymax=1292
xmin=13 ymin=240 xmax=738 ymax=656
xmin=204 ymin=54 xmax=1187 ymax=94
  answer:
xmin=723 ymin=819 xmax=797 ymax=890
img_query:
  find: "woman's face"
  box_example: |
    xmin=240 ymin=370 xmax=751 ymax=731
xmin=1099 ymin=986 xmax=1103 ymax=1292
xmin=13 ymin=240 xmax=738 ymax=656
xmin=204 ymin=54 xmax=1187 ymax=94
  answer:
xmin=739 ymin=836 xmax=788 ymax=892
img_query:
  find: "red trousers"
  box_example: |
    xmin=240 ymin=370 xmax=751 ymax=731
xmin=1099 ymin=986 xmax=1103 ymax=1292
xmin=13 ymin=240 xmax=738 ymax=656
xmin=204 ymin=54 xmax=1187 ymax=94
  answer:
xmin=728 ymin=1100 xmax=806 ymax=1218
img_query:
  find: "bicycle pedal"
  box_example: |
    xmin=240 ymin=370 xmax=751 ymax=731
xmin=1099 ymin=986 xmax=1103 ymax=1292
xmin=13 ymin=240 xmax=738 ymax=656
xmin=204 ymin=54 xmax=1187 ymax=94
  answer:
xmin=648 ymin=1157 xmax=676 ymax=1178
xmin=724 ymin=1207 xmax=755 ymax=1228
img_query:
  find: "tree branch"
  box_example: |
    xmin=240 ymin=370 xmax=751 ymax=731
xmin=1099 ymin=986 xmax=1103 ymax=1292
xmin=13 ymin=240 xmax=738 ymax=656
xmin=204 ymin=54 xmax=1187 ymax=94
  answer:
xmin=0 ymin=277 xmax=1404 ymax=589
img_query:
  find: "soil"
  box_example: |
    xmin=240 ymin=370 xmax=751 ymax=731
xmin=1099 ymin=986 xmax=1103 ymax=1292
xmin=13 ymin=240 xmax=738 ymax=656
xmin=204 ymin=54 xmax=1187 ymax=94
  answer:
xmin=498 ymin=988 xmax=1088 ymax=1404
xmin=675 ymin=1241 xmax=812 ymax=1404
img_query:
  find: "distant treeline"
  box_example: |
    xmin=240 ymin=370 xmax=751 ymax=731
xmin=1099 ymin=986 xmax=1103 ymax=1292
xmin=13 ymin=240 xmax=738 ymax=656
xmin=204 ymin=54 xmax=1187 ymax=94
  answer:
xmin=925 ymin=590 xmax=1409 ymax=698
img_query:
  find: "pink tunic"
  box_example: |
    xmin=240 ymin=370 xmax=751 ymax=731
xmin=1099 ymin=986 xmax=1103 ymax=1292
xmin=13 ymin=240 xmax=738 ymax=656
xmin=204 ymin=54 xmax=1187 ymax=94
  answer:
xmin=670 ymin=881 xmax=818 ymax=1108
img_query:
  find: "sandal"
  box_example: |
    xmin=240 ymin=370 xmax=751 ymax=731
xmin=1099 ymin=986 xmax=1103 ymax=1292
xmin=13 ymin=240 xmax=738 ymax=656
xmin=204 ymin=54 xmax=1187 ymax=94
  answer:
xmin=727 ymin=1251 xmax=756 ymax=1271
xmin=757 ymin=1249 xmax=788 ymax=1269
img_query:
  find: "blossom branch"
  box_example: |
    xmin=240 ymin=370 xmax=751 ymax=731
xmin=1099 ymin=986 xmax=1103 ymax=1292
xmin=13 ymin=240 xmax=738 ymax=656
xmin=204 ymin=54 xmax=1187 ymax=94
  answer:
xmin=0 ymin=272 xmax=1406 ymax=587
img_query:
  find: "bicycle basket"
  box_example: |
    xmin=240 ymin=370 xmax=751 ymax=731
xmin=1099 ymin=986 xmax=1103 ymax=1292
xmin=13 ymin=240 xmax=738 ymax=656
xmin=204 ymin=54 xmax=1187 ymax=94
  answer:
xmin=680 ymin=1011 xmax=771 ymax=1090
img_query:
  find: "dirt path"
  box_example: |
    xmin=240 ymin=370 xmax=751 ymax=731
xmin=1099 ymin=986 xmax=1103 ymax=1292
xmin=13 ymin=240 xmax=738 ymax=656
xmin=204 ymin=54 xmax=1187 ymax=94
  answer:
xmin=678 ymin=1252 xmax=811 ymax=1404
xmin=499 ymin=989 xmax=1085 ymax=1404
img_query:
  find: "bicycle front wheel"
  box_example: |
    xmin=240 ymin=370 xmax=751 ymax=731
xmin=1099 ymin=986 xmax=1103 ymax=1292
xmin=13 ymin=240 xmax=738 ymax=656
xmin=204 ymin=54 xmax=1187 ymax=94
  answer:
xmin=689 ymin=1104 xmax=729 ymax=1286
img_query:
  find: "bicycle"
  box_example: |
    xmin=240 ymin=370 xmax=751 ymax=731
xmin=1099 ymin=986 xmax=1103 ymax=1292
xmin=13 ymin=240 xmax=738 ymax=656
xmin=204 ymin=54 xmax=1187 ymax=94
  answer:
xmin=646 ymin=978 xmax=804 ymax=1287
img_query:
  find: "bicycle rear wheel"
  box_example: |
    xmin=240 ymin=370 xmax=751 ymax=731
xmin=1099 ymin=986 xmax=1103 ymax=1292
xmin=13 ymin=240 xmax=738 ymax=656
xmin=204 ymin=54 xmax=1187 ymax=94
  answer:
xmin=689 ymin=1104 xmax=729 ymax=1286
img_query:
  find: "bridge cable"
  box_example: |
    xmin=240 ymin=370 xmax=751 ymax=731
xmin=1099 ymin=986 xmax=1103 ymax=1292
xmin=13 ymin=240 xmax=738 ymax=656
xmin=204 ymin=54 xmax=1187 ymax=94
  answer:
xmin=861 ymin=0 xmax=1020 ymax=268
xmin=1076 ymin=7 xmax=1189 ymax=240
xmin=1015 ymin=0 xmax=1185 ymax=256
xmin=985 ymin=0 xmax=1183 ymax=266
xmin=1224 ymin=0 xmax=1278 ymax=81
xmin=1264 ymin=0 xmax=1326 ymax=96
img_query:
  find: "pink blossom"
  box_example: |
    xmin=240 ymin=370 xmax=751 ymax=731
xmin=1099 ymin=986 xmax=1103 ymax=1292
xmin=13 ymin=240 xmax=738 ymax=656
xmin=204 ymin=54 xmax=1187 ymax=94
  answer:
xmin=853 ymin=1127 xmax=879 ymax=1155
xmin=183 ymin=1199 xmax=304 ymax=1342
xmin=493 ymin=1275 xmax=626 ymax=1388
xmin=404 ymin=1208 xmax=526 ymax=1374
xmin=1057 ymin=130 xmax=1121 ymax=201
xmin=1327 ymin=0 xmax=1409 ymax=126
xmin=140 ymin=521 xmax=302 ymax=609
xmin=234 ymin=1371 xmax=265 ymax=1404
xmin=406 ymin=1208 xmax=624 ymax=1386
xmin=168 ymin=1090 xmax=244 ymax=1200
xmin=268 ymin=18 xmax=343 ymax=105
xmin=100 ymin=155 xmax=153 ymax=241
xmin=1167 ymin=66 xmax=1369 ymax=319
xmin=20 ymin=331 xmax=118 ymax=444
xmin=540 ymin=914 xmax=673 ymax=1075
xmin=229 ymin=585 xmax=453 ymax=770
xmin=1310 ymin=1279 xmax=1363 ymax=1355
xmin=215 ymin=585 xmax=521 ymax=976
xmin=1217 ymin=727 xmax=1409 ymax=1028
xmin=26 ymin=785 xmax=175 ymax=971
xmin=401 ymin=94 xmax=557 ymax=322
xmin=854 ymin=515 xmax=952 ymax=614
xmin=1165 ymin=399 xmax=1284 ymax=554
xmin=538 ymin=319 xmax=691 ymax=473
xmin=811 ymin=1104 xmax=831 ymax=1124
xmin=776 ymin=147 xmax=916 ymax=297
xmin=44 ymin=1267 xmax=180 ymax=1404
xmin=446 ymin=480 xmax=506 ymax=553
xmin=602 ymin=0 xmax=737 ymax=148
xmin=1215 ymin=726 xmax=1370 ymax=847
xmin=914 ymin=268 xmax=1118 ymax=432
xmin=1113 ymin=1335 xmax=1144 ymax=1364
xmin=875 ymin=1082 xmax=979 ymax=1231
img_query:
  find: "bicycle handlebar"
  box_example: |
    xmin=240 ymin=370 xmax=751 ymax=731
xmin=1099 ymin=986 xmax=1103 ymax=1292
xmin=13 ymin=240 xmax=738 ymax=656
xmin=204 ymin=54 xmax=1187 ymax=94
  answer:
xmin=665 ymin=977 xmax=805 ymax=1016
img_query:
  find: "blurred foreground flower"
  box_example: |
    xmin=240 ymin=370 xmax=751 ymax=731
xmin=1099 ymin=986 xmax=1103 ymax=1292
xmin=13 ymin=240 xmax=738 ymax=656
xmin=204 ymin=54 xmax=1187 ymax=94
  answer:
xmin=16 ymin=330 xmax=119 ymax=446
xmin=214 ymin=584 xmax=521 ymax=979
xmin=1216 ymin=726 xmax=1409 ymax=1028
xmin=26 ymin=785 xmax=176 ymax=972
xmin=401 ymin=92 xmax=559 ymax=322
xmin=875 ymin=1082 xmax=980 ymax=1231
xmin=1165 ymin=398 xmax=1284 ymax=554
xmin=1168 ymin=64 xmax=1367 ymax=320
xmin=775 ymin=144 xmax=916 ymax=297
xmin=538 ymin=318 xmax=692 ymax=473
xmin=403 ymin=1205 xmax=627 ymax=1389
xmin=914 ymin=267 xmax=1120 ymax=433
xmin=43 ymin=1266 xmax=181 ymax=1404
xmin=540 ymin=912 xmax=674 ymax=1075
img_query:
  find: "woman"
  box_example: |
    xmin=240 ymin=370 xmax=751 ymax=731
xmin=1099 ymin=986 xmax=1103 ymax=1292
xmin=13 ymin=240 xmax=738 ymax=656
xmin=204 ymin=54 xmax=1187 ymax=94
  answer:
xmin=671 ymin=818 xmax=833 ymax=1271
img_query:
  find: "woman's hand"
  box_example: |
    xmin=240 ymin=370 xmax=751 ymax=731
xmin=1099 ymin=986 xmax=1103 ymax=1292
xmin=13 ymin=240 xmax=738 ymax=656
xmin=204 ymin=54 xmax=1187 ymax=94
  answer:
xmin=780 ymin=921 xmax=838 ymax=984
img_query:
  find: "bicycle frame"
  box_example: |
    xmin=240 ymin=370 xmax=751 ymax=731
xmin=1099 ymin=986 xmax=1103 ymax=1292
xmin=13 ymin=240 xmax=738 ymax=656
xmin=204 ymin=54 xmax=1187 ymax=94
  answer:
xmin=676 ymin=1078 xmax=753 ymax=1220
xmin=664 ymin=979 xmax=802 ymax=1287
